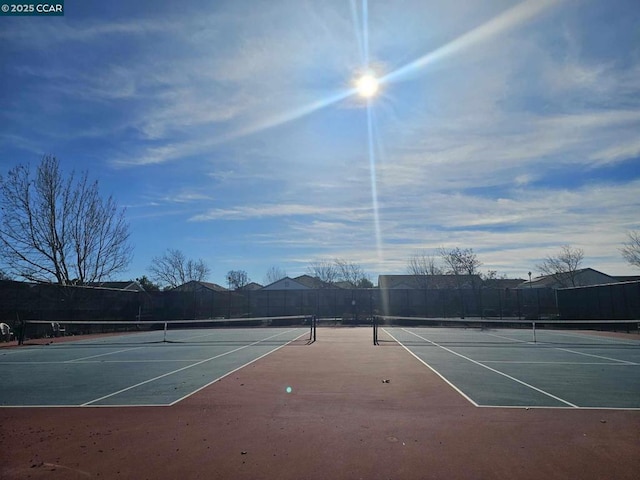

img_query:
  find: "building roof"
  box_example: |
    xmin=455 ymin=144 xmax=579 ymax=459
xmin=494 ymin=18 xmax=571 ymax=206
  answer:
xmin=517 ymin=268 xmax=616 ymax=289
xmin=378 ymin=274 xmax=483 ymax=289
xmin=293 ymin=275 xmax=334 ymax=289
xmin=86 ymin=281 xmax=145 ymax=291
xmin=517 ymin=275 xmax=557 ymax=288
xmin=482 ymin=278 xmax=525 ymax=289
xmin=172 ymin=280 xmax=228 ymax=292
xmin=612 ymin=276 xmax=640 ymax=283
xmin=261 ymin=276 xmax=310 ymax=290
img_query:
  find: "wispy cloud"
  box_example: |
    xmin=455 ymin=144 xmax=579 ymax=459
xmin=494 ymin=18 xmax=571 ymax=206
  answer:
xmin=189 ymin=204 xmax=372 ymax=222
xmin=589 ymin=139 xmax=640 ymax=166
xmin=2 ymin=0 xmax=638 ymax=283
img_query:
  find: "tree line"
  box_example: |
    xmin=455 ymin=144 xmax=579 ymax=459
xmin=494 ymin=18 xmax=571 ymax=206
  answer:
xmin=140 ymin=253 xmax=374 ymax=291
xmin=1 ymin=156 xmax=639 ymax=288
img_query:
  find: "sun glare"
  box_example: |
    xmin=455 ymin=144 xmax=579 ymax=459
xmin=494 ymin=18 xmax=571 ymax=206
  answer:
xmin=356 ymin=74 xmax=379 ymax=98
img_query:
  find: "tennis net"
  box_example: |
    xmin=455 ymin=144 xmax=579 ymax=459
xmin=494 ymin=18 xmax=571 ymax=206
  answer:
xmin=19 ymin=315 xmax=316 ymax=345
xmin=373 ymin=315 xmax=640 ymax=346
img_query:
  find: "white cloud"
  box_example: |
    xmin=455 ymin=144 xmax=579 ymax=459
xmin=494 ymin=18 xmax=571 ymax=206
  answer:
xmin=0 ymin=17 xmax=174 ymax=45
xmin=189 ymin=204 xmax=372 ymax=222
xmin=589 ymin=139 xmax=640 ymax=166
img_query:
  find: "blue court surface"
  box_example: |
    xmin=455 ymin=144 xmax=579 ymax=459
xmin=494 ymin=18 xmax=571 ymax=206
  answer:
xmin=382 ymin=326 xmax=640 ymax=409
xmin=0 ymin=327 xmax=309 ymax=407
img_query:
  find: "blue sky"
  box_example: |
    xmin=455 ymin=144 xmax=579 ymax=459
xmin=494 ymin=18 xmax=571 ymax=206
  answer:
xmin=1 ymin=0 xmax=639 ymax=286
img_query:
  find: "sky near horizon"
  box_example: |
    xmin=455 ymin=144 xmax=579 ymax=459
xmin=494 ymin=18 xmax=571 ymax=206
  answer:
xmin=1 ymin=0 xmax=639 ymax=287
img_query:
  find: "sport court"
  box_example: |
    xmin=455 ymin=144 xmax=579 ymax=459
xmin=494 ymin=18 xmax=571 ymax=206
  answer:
xmin=1 ymin=319 xmax=638 ymax=409
xmin=0 ymin=324 xmax=311 ymax=407
xmin=380 ymin=324 xmax=640 ymax=409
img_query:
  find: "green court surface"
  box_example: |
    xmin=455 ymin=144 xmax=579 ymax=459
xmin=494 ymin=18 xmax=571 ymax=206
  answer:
xmin=1 ymin=325 xmax=638 ymax=410
xmin=0 ymin=327 xmax=309 ymax=407
xmin=382 ymin=326 xmax=640 ymax=409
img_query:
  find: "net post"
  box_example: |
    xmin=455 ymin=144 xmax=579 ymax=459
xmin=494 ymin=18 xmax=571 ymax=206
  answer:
xmin=373 ymin=316 xmax=378 ymax=345
xmin=310 ymin=315 xmax=316 ymax=343
xmin=532 ymin=320 xmax=536 ymax=343
xmin=163 ymin=322 xmax=168 ymax=343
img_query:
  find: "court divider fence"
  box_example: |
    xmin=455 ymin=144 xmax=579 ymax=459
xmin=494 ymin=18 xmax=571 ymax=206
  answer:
xmin=557 ymin=280 xmax=640 ymax=320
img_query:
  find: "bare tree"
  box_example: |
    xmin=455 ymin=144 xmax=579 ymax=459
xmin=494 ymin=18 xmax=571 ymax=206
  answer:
xmin=356 ymin=277 xmax=374 ymax=288
xmin=226 ymin=270 xmax=250 ymax=290
xmin=621 ymin=230 xmax=640 ymax=270
xmin=135 ymin=275 xmax=160 ymax=292
xmin=334 ymin=258 xmax=370 ymax=288
xmin=148 ymin=248 xmax=210 ymax=288
xmin=536 ymin=245 xmax=584 ymax=287
xmin=407 ymin=250 xmax=443 ymax=288
xmin=307 ymin=260 xmax=339 ymax=285
xmin=0 ymin=155 xmax=132 ymax=284
xmin=439 ymin=247 xmax=482 ymax=278
xmin=481 ymin=270 xmax=508 ymax=287
xmin=439 ymin=247 xmax=483 ymax=317
xmin=264 ymin=266 xmax=287 ymax=285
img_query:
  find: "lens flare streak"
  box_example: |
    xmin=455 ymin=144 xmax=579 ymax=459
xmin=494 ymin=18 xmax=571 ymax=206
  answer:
xmin=366 ymin=100 xmax=382 ymax=259
xmin=383 ymin=0 xmax=559 ymax=84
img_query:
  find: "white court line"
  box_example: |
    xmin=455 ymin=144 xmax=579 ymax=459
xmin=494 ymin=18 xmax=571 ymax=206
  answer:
xmin=170 ymin=330 xmax=308 ymax=405
xmin=73 ymin=359 xmax=205 ymax=363
xmin=0 ymin=403 xmax=172 ymax=408
xmin=540 ymin=329 xmax=640 ymax=345
xmin=484 ymin=332 xmax=638 ymax=365
xmin=397 ymin=328 xmax=580 ymax=408
xmin=552 ymin=346 xmax=638 ymax=365
xmin=82 ymin=328 xmax=303 ymax=406
xmin=477 ymin=404 xmax=640 ymax=411
xmin=0 ymin=359 xmax=203 ymax=365
xmin=65 ymin=347 xmax=144 ymax=363
xmin=482 ymin=361 xmax=636 ymax=365
xmin=2 ymin=346 xmax=201 ymax=364
xmin=383 ymin=329 xmax=478 ymax=407
xmin=484 ymin=332 xmax=536 ymax=344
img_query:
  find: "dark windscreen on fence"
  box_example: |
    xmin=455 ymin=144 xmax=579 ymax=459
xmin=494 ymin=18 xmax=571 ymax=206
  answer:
xmin=3 ymin=280 xmax=637 ymax=340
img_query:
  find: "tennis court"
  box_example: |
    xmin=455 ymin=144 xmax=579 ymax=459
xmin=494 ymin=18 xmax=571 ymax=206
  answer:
xmin=378 ymin=321 xmax=640 ymax=409
xmin=2 ymin=316 xmax=638 ymax=410
xmin=0 ymin=318 xmax=314 ymax=407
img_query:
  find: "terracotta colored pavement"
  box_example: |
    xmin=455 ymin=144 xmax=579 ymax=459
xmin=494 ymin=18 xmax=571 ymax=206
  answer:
xmin=1 ymin=327 xmax=638 ymax=479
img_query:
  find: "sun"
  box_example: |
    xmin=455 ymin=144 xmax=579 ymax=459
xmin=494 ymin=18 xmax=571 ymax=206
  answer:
xmin=355 ymin=73 xmax=380 ymax=98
